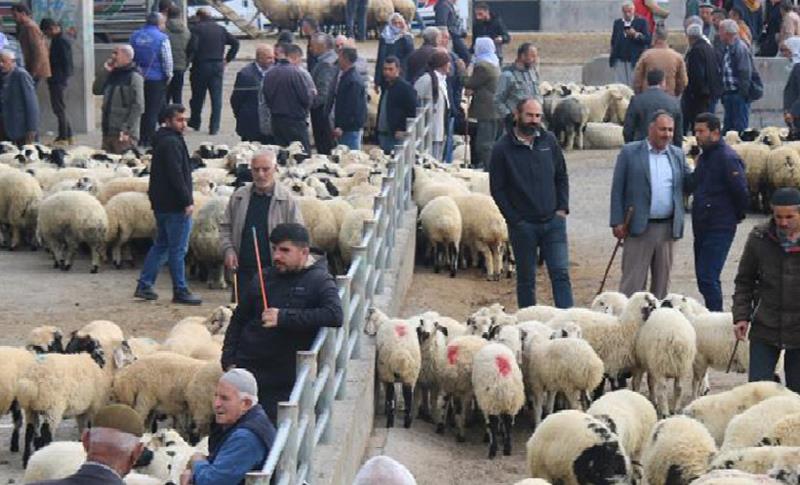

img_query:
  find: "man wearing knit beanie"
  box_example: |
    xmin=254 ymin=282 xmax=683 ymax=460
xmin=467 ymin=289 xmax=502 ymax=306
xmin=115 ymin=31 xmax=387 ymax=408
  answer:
xmin=733 ymin=187 xmax=800 ymax=392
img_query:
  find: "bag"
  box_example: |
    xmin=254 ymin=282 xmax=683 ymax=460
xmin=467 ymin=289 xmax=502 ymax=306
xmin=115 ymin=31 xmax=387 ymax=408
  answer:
xmin=747 ymin=54 xmax=764 ymax=102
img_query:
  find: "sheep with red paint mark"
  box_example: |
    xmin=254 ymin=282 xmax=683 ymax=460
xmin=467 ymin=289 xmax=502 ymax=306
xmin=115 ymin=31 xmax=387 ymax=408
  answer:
xmin=435 ymin=335 xmax=489 ymax=442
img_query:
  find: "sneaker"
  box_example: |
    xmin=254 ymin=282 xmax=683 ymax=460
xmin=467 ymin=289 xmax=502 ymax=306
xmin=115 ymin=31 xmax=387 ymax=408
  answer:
xmin=134 ymin=285 xmax=158 ymax=301
xmin=173 ymin=290 xmax=202 ymax=306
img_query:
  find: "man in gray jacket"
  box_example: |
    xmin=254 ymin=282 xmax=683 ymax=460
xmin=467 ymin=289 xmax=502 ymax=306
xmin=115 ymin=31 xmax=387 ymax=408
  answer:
xmin=610 ymin=110 xmax=693 ymax=299
xmin=220 ymin=150 xmax=304 ymax=301
xmin=93 ymin=45 xmax=144 ymax=153
xmin=623 ymin=69 xmax=682 ymax=146
xmin=495 ymin=43 xmax=540 ymax=130
xmin=0 ymin=49 xmax=38 ymax=145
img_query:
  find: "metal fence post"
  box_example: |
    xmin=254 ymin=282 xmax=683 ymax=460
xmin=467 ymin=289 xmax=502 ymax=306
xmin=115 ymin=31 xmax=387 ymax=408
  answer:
xmin=335 ymin=275 xmax=351 ymax=400
xmin=296 ymin=351 xmax=317 ymax=481
xmin=276 ymin=402 xmax=299 ymax=483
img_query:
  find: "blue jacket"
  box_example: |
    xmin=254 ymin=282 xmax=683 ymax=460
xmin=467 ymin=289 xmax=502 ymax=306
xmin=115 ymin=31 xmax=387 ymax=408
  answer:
xmin=231 ymin=62 xmax=267 ymax=140
xmin=610 ymin=140 xmax=693 ymax=239
xmin=130 ymin=25 xmax=169 ymax=81
xmin=691 ymin=140 xmax=749 ymax=231
xmin=1 ymin=66 xmax=38 ymax=141
xmin=609 ymin=16 xmax=651 ymax=67
xmin=334 ymin=66 xmax=367 ymax=132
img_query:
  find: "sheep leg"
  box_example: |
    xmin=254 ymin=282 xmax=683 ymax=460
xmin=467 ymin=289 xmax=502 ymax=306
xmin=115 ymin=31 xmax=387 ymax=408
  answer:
xmin=501 ymin=413 xmax=513 ymax=456
xmin=487 ymin=414 xmax=499 ymax=459
xmin=671 ymin=378 xmax=685 ymax=415
xmin=454 ymin=397 xmax=467 ymax=443
xmin=631 ymin=369 xmax=643 ymax=392
xmin=413 ymin=386 xmax=426 ymax=421
xmin=565 ymin=391 xmax=582 ymax=411
xmin=546 ymin=390 xmax=557 ymax=415
xmin=10 ymin=400 xmax=21 ymax=453
xmin=112 ymin=240 xmax=124 ymax=269
xmin=435 ymin=393 xmax=448 ymax=434
xmin=433 ymin=242 xmax=441 ymax=274
xmin=402 ymin=384 xmax=413 ymax=428
xmin=90 ymin=244 xmax=103 ymax=274
xmin=449 ymin=241 xmax=458 ymax=278
xmin=10 ymin=225 xmax=21 ymax=250
xmin=475 ymin=240 xmax=494 ymax=280
xmin=22 ymin=419 xmax=35 ymax=467
xmin=577 ymin=124 xmax=585 ymax=150
xmin=492 ymin=244 xmax=503 ymax=282
xmin=385 ymin=382 xmax=395 ymax=428
xmin=531 ymin=391 xmax=544 ymax=429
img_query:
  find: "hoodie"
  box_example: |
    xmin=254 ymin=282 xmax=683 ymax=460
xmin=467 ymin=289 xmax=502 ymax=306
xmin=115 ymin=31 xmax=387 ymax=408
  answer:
xmin=147 ymin=126 xmax=193 ymax=213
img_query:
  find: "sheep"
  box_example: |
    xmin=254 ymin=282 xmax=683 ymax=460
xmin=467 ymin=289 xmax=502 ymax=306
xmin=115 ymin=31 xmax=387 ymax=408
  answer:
xmin=731 ymin=142 xmax=771 ymax=212
xmin=721 ymin=395 xmax=800 ymax=451
xmin=338 ymin=208 xmax=373 ymax=266
xmin=515 ymin=305 xmax=563 ymax=323
xmin=634 ymin=306 xmax=697 ymax=417
xmin=691 ymin=469 xmax=784 ymax=485
xmin=204 ymin=305 xmax=235 ymax=336
xmin=661 ymin=292 xmax=710 ymax=319
xmin=127 ymin=337 xmax=162 ymax=359
xmin=21 ymin=440 xmax=85 ymax=482
xmin=0 ymin=169 xmax=42 ymax=249
xmin=96 ymin=177 xmax=149 ymax=204
xmin=185 ymin=361 xmax=223 ymax=442
xmin=125 ymin=473 xmax=165 ymax=485
xmin=526 ymin=410 xmax=632 ymax=485
xmin=188 ymin=195 xmax=229 ymax=289
xmin=419 ymin=195 xmax=462 ymax=277
xmin=162 ymin=317 xmax=216 ymax=359
xmin=471 ymin=342 xmax=525 ymax=458
xmin=761 ymin=412 xmax=800 ymax=446
xmin=587 ymin=389 xmax=657 ymax=462
xmin=683 ymin=381 xmax=797 ymax=446
xmin=364 ymin=308 xmax=421 ymax=429
xmin=641 ymin=415 xmax=718 ymax=485
xmin=757 ymin=126 xmax=785 ymax=147
xmin=0 ymin=347 xmax=36 ymax=453
xmin=67 ymin=320 xmax=125 ymax=352
xmin=583 ymin=122 xmax=625 ymax=149
xmin=551 ymin=97 xmax=590 ymax=150
xmin=414 ymin=181 xmax=469 ymax=209
xmin=104 ymin=191 xmax=155 ymax=269
xmin=192 ymin=167 xmax=230 ymax=192
xmin=452 ymin=194 xmax=508 ymax=280
xmin=489 ymin=323 xmax=523 ymax=364
xmin=36 ymin=190 xmax=109 ymax=273
xmin=297 ymin=197 xmax=339 ymax=255
xmin=413 ymin=316 xmax=448 ymax=424
xmin=26 ymin=325 xmax=64 ymax=354
xmin=590 ymin=291 xmax=629 ymax=316
xmin=436 ymin=335 xmax=489 ymax=441
xmin=686 ymin=311 xmax=749 ymax=397
xmin=766 ymin=145 xmax=800 ymax=204
xmin=710 ymin=446 xmax=800 ymax=476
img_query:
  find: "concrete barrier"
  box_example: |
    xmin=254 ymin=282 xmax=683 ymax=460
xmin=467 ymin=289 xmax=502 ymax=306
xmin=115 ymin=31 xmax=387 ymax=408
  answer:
xmin=539 ymin=0 xmax=686 ymax=32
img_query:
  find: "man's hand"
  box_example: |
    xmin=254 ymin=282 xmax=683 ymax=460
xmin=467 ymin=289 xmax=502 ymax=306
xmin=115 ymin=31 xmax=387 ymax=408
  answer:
xmin=179 ymin=469 xmax=193 ymax=485
xmin=612 ymin=224 xmax=627 ymax=240
xmin=734 ymin=321 xmax=750 ymax=341
xmin=332 ymin=128 xmax=343 ymax=139
xmin=119 ymin=131 xmax=130 ymax=143
xmin=184 ymin=205 xmax=195 ymax=217
xmin=190 ymin=452 xmax=206 ymax=465
xmin=556 ymin=210 xmax=567 ymax=218
xmin=224 ymin=250 xmax=238 ymax=271
xmin=262 ymin=308 xmax=280 ymax=328
xmin=104 ymin=58 xmax=114 ymax=72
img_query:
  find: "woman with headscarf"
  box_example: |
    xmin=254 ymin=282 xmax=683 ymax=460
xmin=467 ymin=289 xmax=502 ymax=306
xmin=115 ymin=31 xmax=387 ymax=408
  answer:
xmin=414 ymin=49 xmax=451 ymax=160
xmin=732 ymin=0 xmax=762 ymax=46
xmin=375 ymin=13 xmax=414 ymax=89
xmin=462 ymin=37 xmax=501 ymax=169
xmin=781 ymin=36 xmax=800 ymax=138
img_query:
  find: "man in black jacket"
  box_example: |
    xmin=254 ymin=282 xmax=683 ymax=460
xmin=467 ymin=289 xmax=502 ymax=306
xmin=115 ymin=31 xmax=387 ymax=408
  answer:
xmin=135 ymin=104 xmax=202 ymax=305
xmin=221 ymin=223 xmax=344 ymax=422
xmin=471 ymin=2 xmax=510 ymax=65
xmin=40 ymin=18 xmax=72 ymax=144
xmin=263 ymin=43 xmax=315 ymax=152
xmin=435 ymin=0 xmax=471 ymax=63
xmin=489 ymin=98 xmax=572 ymax=309
xmin=376 ymin=56 xmax=417 ymax=154
xmin=683 ymin=23 xmax=722 ymax=134
xmin=609 ymin=1 xmax=651 ymax=86
xmin=623 ymin=69 xmax=683 ymax=146
xmin=333 ymin=46 xmax=367 ymax=150
xmin=309 ymin=33 xmax=338 ymax=154
xmin=230 ymin=44 xmax=274 ymax=143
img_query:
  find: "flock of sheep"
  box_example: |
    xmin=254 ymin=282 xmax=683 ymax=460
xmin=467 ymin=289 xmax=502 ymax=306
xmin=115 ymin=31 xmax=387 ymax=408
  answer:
xmin=366 ymin=290 xmax=800 ymax=484
xmin=254 ymin=0 xmax=415 ymax=32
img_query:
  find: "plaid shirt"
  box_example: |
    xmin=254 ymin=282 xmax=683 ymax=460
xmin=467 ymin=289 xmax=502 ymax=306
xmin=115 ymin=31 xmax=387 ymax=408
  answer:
xmin=722 ymin=45 xmax=737 ymax=92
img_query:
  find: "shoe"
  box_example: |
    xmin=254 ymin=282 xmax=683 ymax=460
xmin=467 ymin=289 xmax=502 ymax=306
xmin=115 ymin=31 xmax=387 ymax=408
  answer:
xmin=188 ymin=121 xmax=200 ymax=131
xmin=134 ymin=285 xmax=158 ymax=301
xmin=173 ymin=290 xmax=202 ymax=305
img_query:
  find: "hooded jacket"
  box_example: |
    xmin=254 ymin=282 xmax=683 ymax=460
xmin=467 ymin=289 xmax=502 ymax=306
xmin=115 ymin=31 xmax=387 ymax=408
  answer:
xmin=147 ymin=126 xmax=193 ymax=213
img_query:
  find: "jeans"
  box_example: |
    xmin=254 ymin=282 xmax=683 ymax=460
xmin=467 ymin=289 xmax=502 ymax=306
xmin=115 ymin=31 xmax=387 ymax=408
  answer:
xmin=722 ymin=92 xmax=750 ymax=134
xmin=140 ymin=80 xmax=167 ymax=146
xmin=750 ymin=338 xmax=800 ymax=393
xmin=345 ymin=0 xmax=368 ymax=40
xmin=189 ymin=61 xmax=224 ymax=133
xmin=167 ymin=69 xmax=185 ymax=105
xmin=48 ymin=81 xmax=72 ymax=140
xmin=378 ymin=133 xmax=398 ymax=155
xmin=272 ymin=115 xmax=310 ymax=153
xmin=443 ymin=116 xmax=455 ymax=163
xmin=339 ymin=129 xmax=362 ymax=150
xmin=693 ymin=228 xmax=736 ymax=311
xmin=509 ymin=217 xmax=573 ymax=309
xmin=138 ymin=212 xmax=192 ymax=293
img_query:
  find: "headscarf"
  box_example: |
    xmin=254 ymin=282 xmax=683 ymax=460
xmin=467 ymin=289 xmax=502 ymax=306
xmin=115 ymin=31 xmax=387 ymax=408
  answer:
xmin=473 ymin=36 xmax=499 ymax=67
xmin=785 ymin=36 xmax=800 ymax=64
xmin=381 ymin=13 xmax=406 ymax=44
xmin=742 ymin=0 xmax=761 ymax=12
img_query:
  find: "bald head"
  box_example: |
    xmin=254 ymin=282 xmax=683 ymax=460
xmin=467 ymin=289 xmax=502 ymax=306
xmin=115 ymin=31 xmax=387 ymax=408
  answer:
xmin=255 ymin=44 xmax=275 ymax=69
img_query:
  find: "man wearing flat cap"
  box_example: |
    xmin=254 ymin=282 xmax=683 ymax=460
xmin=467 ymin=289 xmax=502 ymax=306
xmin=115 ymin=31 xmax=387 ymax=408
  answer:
xmin=733 ymin=187 xmax=800 ymax=392
xmin=27 ymin=404 xmax=145 ymax=484
xmin=222 ymin=222 xmax=343 ymax=421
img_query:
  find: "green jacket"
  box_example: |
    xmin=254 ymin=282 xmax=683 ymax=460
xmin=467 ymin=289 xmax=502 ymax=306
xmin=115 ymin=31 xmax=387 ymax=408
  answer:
xmin=166 ymin=19 xmax=191 ymax=71
xmin=733 ymin=221 xmax=800 ymax=349
xmin=93 ymin=64 xmax=144 ymax=139
xmin=463 ymin=61 xmax=500 ymax=120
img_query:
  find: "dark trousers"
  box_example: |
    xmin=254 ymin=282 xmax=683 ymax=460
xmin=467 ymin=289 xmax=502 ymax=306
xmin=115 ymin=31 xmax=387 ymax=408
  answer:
xmin=190 ymin=61 xmax=224 ymax=134
xmin=681 ymin=94 xmax=711 ymax=135
xmin=693 ymin=228 xmax=736 ymax=312
xmin=346 ymin=0 xmax=368 ymax=40
xmin=167 ymin=69 xmax=185 ymax=105
xmin=509 ymin=217 xmax=573 ymax=309
xmin=450 ymin=34 xmax=471 ymax=64
xmin=378 ymin=133 xmax=398 ymax=155
xmin=722 ymin=92 xmax=750 ymax=134
xmin=750 ymin=338 xmax=800 ymax=393
xmin=272 ymin=115 xmax=310 ymax=153
xmin=140 ymin=80 xmax=167 ymax=147
xmin=48 ymin=81 xmax=72 ymax=140
xmin=231 ymin=267 xmax=258 ymax=304
xmin=241 ymin=363 xmax=293 ymax=424
xmin=310 ymin=105 xmax=335 ymax=155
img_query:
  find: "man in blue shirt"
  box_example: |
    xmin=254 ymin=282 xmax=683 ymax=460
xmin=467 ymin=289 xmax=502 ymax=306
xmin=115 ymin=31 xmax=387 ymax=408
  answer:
xmin=130 ymin=12 xmax=173 ymax=147
xmin=180 ymin=369 xmax=275 ymax=485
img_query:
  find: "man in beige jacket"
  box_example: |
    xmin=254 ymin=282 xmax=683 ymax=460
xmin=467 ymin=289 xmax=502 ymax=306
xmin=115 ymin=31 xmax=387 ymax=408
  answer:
xmin=632 ymin=26 xmax=688 ymax=97
xmin=220 ymin=150 xmax=303 ymax=299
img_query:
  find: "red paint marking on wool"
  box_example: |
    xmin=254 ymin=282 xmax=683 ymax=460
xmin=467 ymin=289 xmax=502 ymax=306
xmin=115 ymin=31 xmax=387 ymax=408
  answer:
xmin=496 ymin=355 xmax=512 ymax=377
xmin=394 ymin=325 xmax=407 ymax=337
xmin=447 ymin=345 xmax=459 ymax=365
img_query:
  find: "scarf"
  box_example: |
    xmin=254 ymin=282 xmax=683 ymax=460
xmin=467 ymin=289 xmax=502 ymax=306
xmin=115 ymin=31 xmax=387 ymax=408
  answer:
xmin=786 ymin=36 xmax=800 ymax=64
xmin=381 ymin=13 xmax=405 ymax=44
xmin=742 ymin=0 xmax=760 ymax=12
xmin=473 ymin=36 xmax=499 ymax=66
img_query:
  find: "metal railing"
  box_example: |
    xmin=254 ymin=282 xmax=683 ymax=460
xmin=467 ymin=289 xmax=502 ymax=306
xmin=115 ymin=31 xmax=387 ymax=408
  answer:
xmin=246 ymin=101 xmax=433 ymax=485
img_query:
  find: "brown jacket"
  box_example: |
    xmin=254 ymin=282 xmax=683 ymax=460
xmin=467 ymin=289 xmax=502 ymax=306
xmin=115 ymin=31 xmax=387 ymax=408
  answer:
xmin=17 ymin=17 xmax=50 ymax=80
xmin=632 ymin=46 xmax=687 ymax=97
xmin=219 ymin=181 xmax=304 ymax=260
xmin=733 ymin=221 xmax=800 ymax=349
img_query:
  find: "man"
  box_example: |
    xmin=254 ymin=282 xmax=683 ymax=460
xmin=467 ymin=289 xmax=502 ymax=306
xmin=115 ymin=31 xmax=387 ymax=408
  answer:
xmin=632 ymin=26 xmax=688 ymax=96
xmin=135 ymin=104 xmax=202 ymax=305
xmin=130 ymin=13 xmax=173 ymax=147
xmin=231 ymin=44 xmax=275 ymax=144
xmin=300 ymin=16 xmax=320 ymax=72
xmin=733 ymin=187 xmax=800 ymax=393
xmin=495 ymin=43 xmax=540 ymax=130
xmin=187 ymin=8 xmax=239 ymax=135
xmin=405 ymin=27 xmax=440 ymax=83
xmin=179 ymin=369 xmax=276 ymax=485
xmin=683 ymin=23 xmax=722 ymax=135
xmin=262 ymin=43 xmax=315 ymax=152
xmin=719 ymin=18 xmax=755 ymax=133
xmin=471 ymin=2 xmax=510 ymax=66
xmin=489 ymin=98 xmax=572 ymax=309
xmin=335 ymin=35 xmax=370 ymax=85
xmin=27 ymin=404 xmax=146 ymax=485
xmin=0 ymin=50 xmax=38 ymax=146
xmin=353 ymin=456 xmax=417 ymax=485
xmin=692 ymin=112 xmax=749 ymax=311
xmin=376 ymin=56 xmax=417 ymax=154
xmin=610 ymin=110 xmax=692 ymax=299
xmin=333 ymin=46 xmax=368 ymax=150
xmin=220 ymin=150 xmax=304 ymax=299
xmin=609 ymin=1 xmax=651 ymax=86
xmin=11 ymin=4 xmax=49 ymax=84
xmin=308 ymin=33 xmax=338 ymax=155
xmin=221 ymin=223 xmax=344 ymax=421
xmin=711 ymin=7 xmax=727 ymax=52
xmin=93 ymin=45 xmax=144 ymax=154
xmin=165 ymin=5 xmax=191 ymax=105
xmin=623 ymin=69 xmax=683 ymax=146
xmin=346 ymin=0 xmax=369 ymax=41
xmin=438 ymin=28 xmax=466 ymax=162
xmin=779 ymin=0 xmax=800 ymax=46
xmin=435 ymin=0 xmax=470 ymax=63
xmin=760 ymin=0 xmax=783 ymax=56
xmin=699 ymin=1 xmax=716 ymax=38
xmin=40 ymin=18 xmax=73 ymax=144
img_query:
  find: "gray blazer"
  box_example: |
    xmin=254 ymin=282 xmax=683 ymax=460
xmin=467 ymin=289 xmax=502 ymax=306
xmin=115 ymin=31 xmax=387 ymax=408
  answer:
xmin=622 ymin=87 xmax=683 ymax=147
xmin=610 ymin=139 xmax=693 ymax=239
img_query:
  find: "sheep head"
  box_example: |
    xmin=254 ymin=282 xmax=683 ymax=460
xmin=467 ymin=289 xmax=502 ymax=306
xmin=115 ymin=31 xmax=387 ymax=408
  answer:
xmin=65 ymin=331 xmax=97 ymax=354
xmin=364 ymin=307 xmax=389 ymax=336
xmin=26 ymin=325 xmax=64 ymax=354
xmin=205 ymin=305 xmax=234 ymax=335
xmin=112 ymin=341 xmax=136 ymax=369
xmin=622 ymin=292 xmax=658 ymax=324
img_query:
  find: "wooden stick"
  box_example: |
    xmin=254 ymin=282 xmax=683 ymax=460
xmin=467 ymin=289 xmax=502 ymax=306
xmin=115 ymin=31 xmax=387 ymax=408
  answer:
xmin=252 ymin=227 xmax=268 ymax=309
xmin=232 ymin=271 xmax=239 ymax=306
xmin=726 ymin=339 xmax=741 ymax=373
xmin=597 ymin=206 xmax=635 ymax=296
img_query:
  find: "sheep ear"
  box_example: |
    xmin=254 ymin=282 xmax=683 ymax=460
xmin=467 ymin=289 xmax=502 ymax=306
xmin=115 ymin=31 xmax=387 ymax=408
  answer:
xmin=435 ymin=324 xmax=448 ymax=337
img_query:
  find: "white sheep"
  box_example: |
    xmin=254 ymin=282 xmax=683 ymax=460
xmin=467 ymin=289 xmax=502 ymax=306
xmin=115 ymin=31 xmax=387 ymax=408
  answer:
xmin=125 ymin=473 xmax=165 ymax=485
xmin=66 ymin=320 xmax=125 ymax=353
xmin=691 ymin=469 xmax=784 ymax=485
xmin=162 ymin=317 xmax=216 ymax=359
xmin=513 ymin=480 xmax=553 ymax=485
xmin=419 ymin=195 xmax=462 ymax=277
xmin=584 ymin=122 xmax=625 ymax=149
xmin=96 ymin=177 xmax=149 ymax=204
xmin=721 ymin=395 xmax=800 ymax=451
xmin=127 ymin=337 xmax=162 ymax=359
xmin=104 ymin=191 xmax=155 ymax=269
xmin=26 ymin=325 xmax=64 ymax=354
xmin=0 ymin=347 xmax=36 ymax=453
xmin=661 ymin=292 xmax=710 ymax=319
xmin=688 ymin=311 xmax=749 ymax=397
xmin=0 ymin=168 xmax=42 ymax=249
xmin=761 ymin=412 xmax=800 ymax=446
xmin=188 ymin=195 xmax=229 ymax=289
xmin=641 ymin=415 xmax=718 ymax=485
xmin=766 ymin=145 xmax=800 ymax=202
xmin=297 ymin=197 xmax=339 ymax=255
xmin=37 ymin=190 xmax=108 ymax=273
xmin=436 ymin=335 xmax=489 ymax=441
xmin=489 ymin=323 xmax=523 ymax=364
xmin=471 ymin=342 xmax=525 ymax=458
xmin=515 ymin=305 xmax=563 ymax=323
xmin=587 ymin=389 xmax=657 ymax=462
xmin=710 ymin=446 xmax=800 ymax=476
xmin=590 ymin=291 xmax=629 ymax=316
xmin=338 ymin=208 xmax=373 ymax=266
xmin=21 ymin=440 xmax=85 ymax=482
xmin=731 ymin=142 xmax=770 ymax=212
xmin=185 ymin=361 xmax=223 ymax=441
xmin=527 ymin=410 xmax=632 ymax=485
xmin=452 ymin=194 xmax=508 ymax=280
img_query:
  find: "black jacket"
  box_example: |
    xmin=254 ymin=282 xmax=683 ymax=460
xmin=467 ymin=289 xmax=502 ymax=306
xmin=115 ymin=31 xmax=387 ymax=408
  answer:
xmin=188 ymin=19 xmax=239 ymax=64
xmin=221 ymin=254 xmax=343 ymax=389
xmin=27 ymin=463 xmax=124 ymax=485
xmin=471 ymin=16 xmax=510 ymax=54
xmin=785 ymin=63 xmax=800 ymax=113
xmin=47 ymin=33 xmax=72 ymax=85
xmin=435 ymin=0 xmax=465 ymax=37
xmin=609 ymin=17 xmax=651 ymax=67
xmin=230 ymin=62 xmax=266 ymax=141
xmin=376 ymin=77 xmax=417 ymax=135
xmin=405 ymin=44 xmax=436 ymax=83
xmin=691 ymin=140 xmax=749 ymax=232
xmin=685 ymin=39 xmax=723 ymax=102
xmin=334 ymin=67 xmax=367 ymax=131
xmin=147 ymin=127 xmax=193 ymax=213
xmin=489 ymin=130 xmax=569 ymax=225
xmin=375 ymin=35 xmax=414 ymax=86
xmin=623 ymin=87 xmax=683 ymax=147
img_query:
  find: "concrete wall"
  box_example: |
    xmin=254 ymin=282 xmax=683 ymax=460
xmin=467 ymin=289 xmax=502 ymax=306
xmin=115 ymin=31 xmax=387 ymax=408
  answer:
xmin=539 ymin=0 xmax=686 ymax=32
